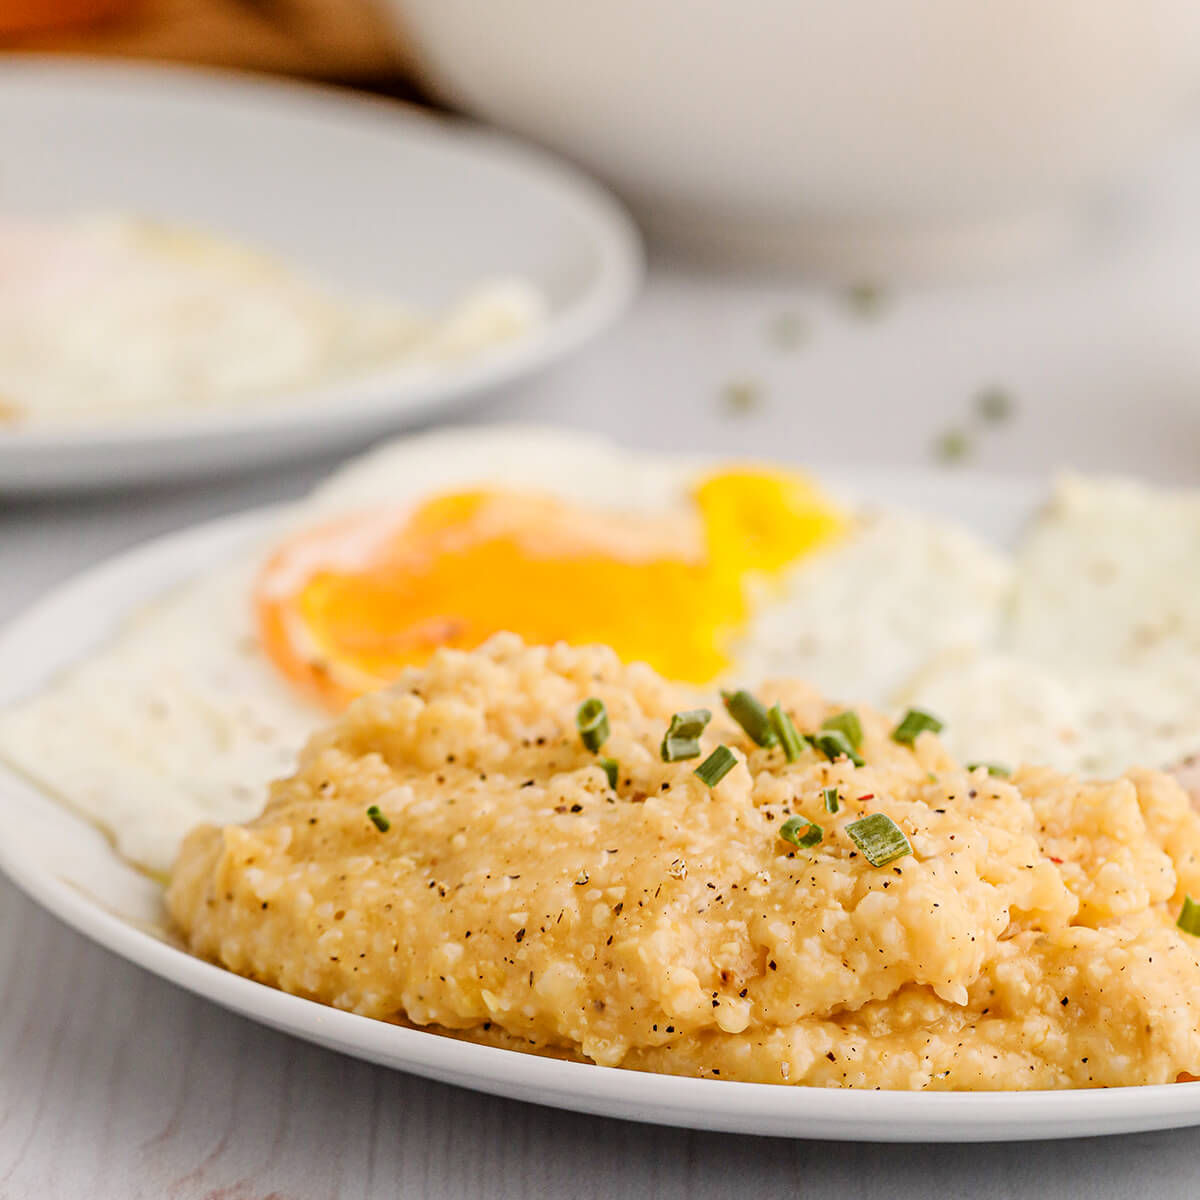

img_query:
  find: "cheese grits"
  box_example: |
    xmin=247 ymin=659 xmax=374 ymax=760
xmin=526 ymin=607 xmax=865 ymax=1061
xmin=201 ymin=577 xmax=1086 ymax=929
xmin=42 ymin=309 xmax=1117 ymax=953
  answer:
xmin=168 ymin=636 xmax=1200 ymax=1090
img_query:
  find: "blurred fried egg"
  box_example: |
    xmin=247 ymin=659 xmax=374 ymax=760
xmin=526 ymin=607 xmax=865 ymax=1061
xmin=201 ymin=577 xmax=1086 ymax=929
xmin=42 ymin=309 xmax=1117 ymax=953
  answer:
xmin=0 ymin=214 xmax=543 ymax=427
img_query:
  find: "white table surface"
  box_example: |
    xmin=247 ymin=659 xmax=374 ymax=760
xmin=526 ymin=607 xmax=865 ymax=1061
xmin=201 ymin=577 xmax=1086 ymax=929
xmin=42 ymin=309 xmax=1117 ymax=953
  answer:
xmin=7 ymin=123 xmax=1200 ymax=1196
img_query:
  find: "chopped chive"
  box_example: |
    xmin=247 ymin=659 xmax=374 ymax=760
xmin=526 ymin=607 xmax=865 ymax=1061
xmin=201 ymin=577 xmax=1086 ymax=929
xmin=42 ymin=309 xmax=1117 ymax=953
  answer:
xmin=1179 ymin=895 xmax=1200 ymax=936
xmin=976 ymin=386 xmax=1014 ymax=424
xmin=809 ymin=728 xmax=864 ymax=767
xmin=823 ymin=786 xmax=840 ymax=814
xmin=721 ymin=379 xmax=763 ymax=415
xmin=891 ymin=708 xmax=944 ymax=745
xmin=768 ymin=704 xmax=806 ymax=763
xmin=694 ymin=745 xmax=737 ymax=788
xmin=722 ymin=689 xmax=777 ymax=747
xmin=846 ymin=813 xmax=912 ymax=866
xmin=933 ymin=428 xmax=972 ymax=465
xmin=576 ymin=698 xmax=609 ymax=753
xmin=661 ymin=708 xmax=712 ymax=762
xmin=767 ymin=311 xmax=809 ymax=350
xmin=780 ymin=816 xmax=823 ymax=849
xmin=821 ymin=710 xmax=863 ymax=752
xmin=366 ymin=805 xmax=390 ymax=833
xmin=846 ymin=281 xmax=887 ymax=318
xmin=597 ymin=756 xmax=619 ymax=789
xmin=967 ymin=761 xmax=1011 ymax=779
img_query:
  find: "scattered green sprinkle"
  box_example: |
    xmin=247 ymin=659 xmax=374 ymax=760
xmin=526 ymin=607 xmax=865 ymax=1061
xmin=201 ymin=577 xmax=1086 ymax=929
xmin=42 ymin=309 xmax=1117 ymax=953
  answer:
xmin=768 ymin=704 xmax=806 ymax=763
xmin=967 ymin=761 xmax=1011 ymax=779
xmin=976 ymin=386 xmax=1015 ymax=424
xmin=809 ymin=728 xmax=865 ymax=767
xmin=933 ymin=427 xmax=972 ymax=464
xmin=661 ymin=708 xmax=713 ymax=762
xmin=780 ymin=815 xmax=823 ymax=849
xmin=823 ymin=786 xmax=841 ymax=814
xmin=576 ymin=698 xmax=609 ymax=753
xmin=721 ymin=379 xmax=763 ymax=416
xmin=821 ymin=710 xmax=863 ymax=752
xmin=694 ymin=745 xmax=738 ymax=788
xmin=892 ymin=708 xmax=944 ymax=745
xmin=845 ymin=281 xmax=888 ymax=319
xmin=722 ymin=689 xmax=777 ymax=748
xmin=846 ymin=813 xmax=912 ymax=867
xmin=767 ymin=311 xmax=809 ymax=350
xmin=598 ymin=756 xmax=620 ymax=789
xmin=1179 ymin=895 xmax=1200 ymax=936
xmin=366 ymin=805 xmax=390 ymax=833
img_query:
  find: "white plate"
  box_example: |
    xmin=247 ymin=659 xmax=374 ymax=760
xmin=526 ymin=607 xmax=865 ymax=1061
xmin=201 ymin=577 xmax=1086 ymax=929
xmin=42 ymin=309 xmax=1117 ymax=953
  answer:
xmin=0 ymin=59 xmax=641 ymax=492
xmin=2 ymin=468 xmax=1199 ymax=1143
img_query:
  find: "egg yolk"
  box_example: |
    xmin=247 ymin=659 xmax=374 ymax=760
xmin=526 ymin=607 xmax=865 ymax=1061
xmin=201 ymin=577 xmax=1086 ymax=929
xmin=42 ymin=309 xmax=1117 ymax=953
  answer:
xmin=256 ymin=468 xmax=844 ymax=709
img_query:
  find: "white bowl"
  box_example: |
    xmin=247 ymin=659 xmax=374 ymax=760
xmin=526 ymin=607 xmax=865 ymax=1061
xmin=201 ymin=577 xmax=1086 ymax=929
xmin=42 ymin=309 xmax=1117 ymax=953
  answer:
xmin=392 ymin=0 xmax=1200 ymax=276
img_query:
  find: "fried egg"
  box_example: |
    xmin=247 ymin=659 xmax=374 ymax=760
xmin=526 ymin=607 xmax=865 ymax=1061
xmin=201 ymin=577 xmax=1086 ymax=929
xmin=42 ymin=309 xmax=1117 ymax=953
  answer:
xmin=0 ymin=214 xmax=543 ymax=426
xmin=0 ymin=427 xmax=1015 ymax=873
xmin=10 ymin=431 xmax=1200 ymax=880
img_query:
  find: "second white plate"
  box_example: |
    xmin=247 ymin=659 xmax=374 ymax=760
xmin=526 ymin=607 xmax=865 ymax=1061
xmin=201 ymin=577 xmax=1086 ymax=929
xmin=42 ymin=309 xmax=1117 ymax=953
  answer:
xmin=0 ymin=60 xmax=642 ymax=492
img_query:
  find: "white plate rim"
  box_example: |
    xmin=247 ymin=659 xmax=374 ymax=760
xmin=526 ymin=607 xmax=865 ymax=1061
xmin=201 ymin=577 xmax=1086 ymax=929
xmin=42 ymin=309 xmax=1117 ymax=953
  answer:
xmin=2 ymin=466 xmax=1199 ymax=1143
xmin=0 ymin=59 xmax=643 ymax=470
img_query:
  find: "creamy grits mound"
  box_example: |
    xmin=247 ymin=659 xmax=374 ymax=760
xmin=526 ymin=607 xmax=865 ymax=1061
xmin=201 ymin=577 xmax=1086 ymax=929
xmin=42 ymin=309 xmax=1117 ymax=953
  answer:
xmin=168 ymin=636 xmax=1200 ymax=1090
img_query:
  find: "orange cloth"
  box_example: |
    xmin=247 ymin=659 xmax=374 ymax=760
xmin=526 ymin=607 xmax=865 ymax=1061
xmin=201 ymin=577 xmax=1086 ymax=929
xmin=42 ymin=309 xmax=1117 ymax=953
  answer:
xmin=0 ymin=0 xmax=416 ymax=85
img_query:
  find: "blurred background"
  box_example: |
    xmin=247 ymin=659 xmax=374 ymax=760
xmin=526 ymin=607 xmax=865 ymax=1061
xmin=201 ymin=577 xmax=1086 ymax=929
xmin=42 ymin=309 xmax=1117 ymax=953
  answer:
xmin=11 ymin=0 xmax=1200 ymax=277
xmin=5 ymin=0 xmax=1200 ymax=486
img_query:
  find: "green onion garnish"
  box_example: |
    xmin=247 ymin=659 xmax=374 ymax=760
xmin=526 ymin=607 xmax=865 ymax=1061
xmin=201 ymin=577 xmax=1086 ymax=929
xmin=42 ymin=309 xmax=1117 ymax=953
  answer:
xmin=933 ymin=428 xmax=972 ymax=465
xmin=768 ymin=704 xmax=806 ymax=763
xmin=721 ymin=379 xmax=762 ymax=415
xmin=846 ymin=281 xmax=887 ymax=318
xmin=598 ymin=757 xmax=619 ymax=789
xmin=967 ymin=761 xmax=1011 ymax=779
xmin=576 ymin=698 xmax=610 ymax=753
xmin=694 ymin=745 xmax=737 ymax=788
xmin=891 ymin=708 xmax=944 ymax=745
xmin=366 ymin=805 xmax=390 ymax=833
xmin=1179 ymin=895 xmax=1200 ymax=936
xmin=767 ymin=311 xmax=809 ymax=350
xmin=722 ymin=689 xmax=777 ymax=747
xmin=845 ymin=813 xmax=912 ymax=866
xmin=976 ymin=386 xmax=1014 ymax=424
xmin=780 ymin=816 xmax=823 ymax=849
xmin=823 ymin=786 xmax=840 ymax=814
xmin=821 ymin=710 xmax=863 ymax=751
xmin=661 ymin=708 xmax=712 ymax=762
xmin=809 ymin=729 xmax=865 ymax=767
